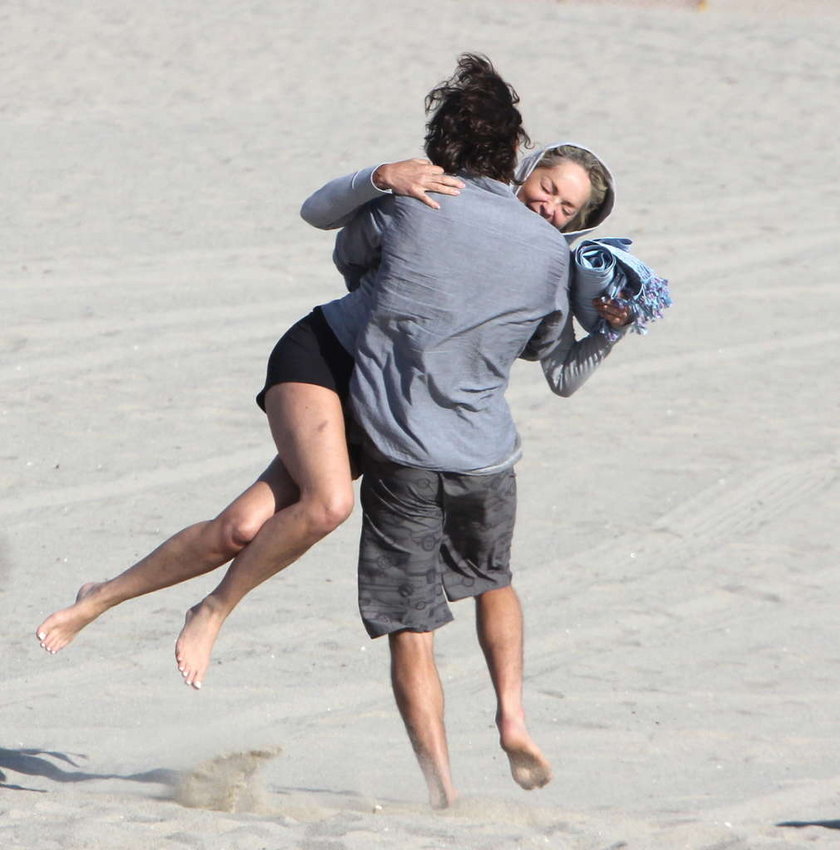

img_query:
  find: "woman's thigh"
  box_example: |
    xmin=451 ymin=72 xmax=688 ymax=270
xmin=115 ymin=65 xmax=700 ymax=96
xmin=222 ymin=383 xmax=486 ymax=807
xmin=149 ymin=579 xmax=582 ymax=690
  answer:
xmin=263 ymin=382 xmax=353 ymax=501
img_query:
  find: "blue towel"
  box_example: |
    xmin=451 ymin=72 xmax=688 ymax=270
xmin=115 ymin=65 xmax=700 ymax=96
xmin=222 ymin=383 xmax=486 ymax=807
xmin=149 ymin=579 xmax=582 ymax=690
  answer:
xmin=571 ymin=238 xmax=672 ymax=342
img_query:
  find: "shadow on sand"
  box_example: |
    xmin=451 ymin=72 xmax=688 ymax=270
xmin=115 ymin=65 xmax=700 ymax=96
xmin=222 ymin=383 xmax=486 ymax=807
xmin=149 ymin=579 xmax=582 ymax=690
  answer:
xmin=778 ymin=819 xmax=840 ymax=831
xmin=0 ymin=746 xmax=178 ymax=793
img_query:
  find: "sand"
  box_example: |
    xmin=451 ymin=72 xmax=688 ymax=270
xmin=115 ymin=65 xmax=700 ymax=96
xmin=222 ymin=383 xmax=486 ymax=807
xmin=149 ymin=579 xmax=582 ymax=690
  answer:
xmin=3 ymin=0 xmax=840 ymax=847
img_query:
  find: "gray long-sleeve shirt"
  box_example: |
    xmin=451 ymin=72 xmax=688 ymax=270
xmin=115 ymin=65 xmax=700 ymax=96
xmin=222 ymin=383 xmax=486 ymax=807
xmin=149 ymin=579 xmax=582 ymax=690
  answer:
xmin=323 ymin=175 xmax=571 ymax=473
xmin=304 ymin=164 xmax=624 ymax=404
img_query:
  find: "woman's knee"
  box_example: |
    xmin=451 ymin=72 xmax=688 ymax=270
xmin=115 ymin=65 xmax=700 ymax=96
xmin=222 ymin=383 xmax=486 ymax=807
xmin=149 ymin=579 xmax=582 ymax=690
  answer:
xmin=213 ymin=511 xmax=267 ymax=556
xmin=301 ymin=489 xmax=354 ymax=537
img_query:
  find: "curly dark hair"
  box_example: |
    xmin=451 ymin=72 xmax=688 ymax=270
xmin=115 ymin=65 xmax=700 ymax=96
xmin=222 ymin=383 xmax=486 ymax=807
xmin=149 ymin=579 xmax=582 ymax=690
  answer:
xmin=424 ymin=54 xmax=530 ymax=183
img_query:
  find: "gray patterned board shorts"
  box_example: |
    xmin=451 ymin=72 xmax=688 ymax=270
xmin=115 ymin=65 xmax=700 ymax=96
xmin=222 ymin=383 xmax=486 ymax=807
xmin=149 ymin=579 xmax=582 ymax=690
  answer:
xmin=358 ymin=451 xmax=517 ymax=639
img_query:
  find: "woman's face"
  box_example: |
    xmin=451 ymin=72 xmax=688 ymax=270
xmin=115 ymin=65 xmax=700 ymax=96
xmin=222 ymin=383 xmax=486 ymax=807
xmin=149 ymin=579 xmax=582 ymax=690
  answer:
xmin=516 ymin=161 xmax=592 ymax=230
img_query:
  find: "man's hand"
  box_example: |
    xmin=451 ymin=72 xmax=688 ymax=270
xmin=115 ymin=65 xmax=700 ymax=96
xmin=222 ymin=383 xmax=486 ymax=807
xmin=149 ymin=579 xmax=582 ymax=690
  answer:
xmin=373 ymin=159 xmax=465 ymax=209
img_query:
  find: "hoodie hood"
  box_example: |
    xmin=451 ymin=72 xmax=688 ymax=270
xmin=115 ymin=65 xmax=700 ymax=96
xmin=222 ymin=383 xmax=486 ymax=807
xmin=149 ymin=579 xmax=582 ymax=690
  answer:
xmin=514 ymin=141 xmax=616 ymax=243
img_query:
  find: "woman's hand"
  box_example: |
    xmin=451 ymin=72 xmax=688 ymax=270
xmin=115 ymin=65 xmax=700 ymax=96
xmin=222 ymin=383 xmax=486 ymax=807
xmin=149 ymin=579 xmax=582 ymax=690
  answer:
xmin=372 ymin=159 xmax=464 ymax=209
xmin=594 ymin=295 xmax=633 ymax=329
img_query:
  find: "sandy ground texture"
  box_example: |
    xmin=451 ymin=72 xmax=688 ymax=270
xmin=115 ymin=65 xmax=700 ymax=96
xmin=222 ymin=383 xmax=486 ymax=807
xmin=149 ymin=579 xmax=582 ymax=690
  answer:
xmin=3 ymin=0 xmax=840 ymax=847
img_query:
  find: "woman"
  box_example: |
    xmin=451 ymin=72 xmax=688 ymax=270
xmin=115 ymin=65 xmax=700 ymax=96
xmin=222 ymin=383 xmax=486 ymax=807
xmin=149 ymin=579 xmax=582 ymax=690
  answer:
xmin=36 ymin=56 xmax=628 ymax=691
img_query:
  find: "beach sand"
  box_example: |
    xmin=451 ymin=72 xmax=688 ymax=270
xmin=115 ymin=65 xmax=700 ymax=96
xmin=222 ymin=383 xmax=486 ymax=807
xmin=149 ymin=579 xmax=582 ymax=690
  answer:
xmin=3 ymin=0 xmax=840 ymax=847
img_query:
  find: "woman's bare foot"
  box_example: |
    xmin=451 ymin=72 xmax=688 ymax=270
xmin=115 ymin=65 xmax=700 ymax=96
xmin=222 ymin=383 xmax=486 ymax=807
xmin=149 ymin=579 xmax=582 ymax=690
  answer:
xmin=174 ymin=598 xmax=227 ymax=689
xmin=36 ymin=582 xmax=108 ymax=654
xmin=499 ymin=716 xmax=553 ymax=791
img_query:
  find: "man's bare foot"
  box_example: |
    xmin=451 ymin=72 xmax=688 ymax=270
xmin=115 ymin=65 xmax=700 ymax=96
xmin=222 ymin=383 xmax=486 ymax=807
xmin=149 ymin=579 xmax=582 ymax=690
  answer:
xmin=426 ymin=772 xmax=458 ymax=810
xmin=36 ymin=582 xmax=107 ymax=654
xmin=174 ymin=598 xmax=226 ymax=690
xmin=499 ymin=716 xmax=553 ymax=790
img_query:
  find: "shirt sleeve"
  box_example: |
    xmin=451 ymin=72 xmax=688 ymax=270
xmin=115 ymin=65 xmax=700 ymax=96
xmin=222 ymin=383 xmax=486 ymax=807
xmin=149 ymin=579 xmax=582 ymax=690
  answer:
xmin=519 ymin=310 xmax=567 ymax=361
xmin=300 ymin=164 xmax=392 ymax=230
xmin=519 ymin=242 xmax=571 ymax=361
xmin=538 ymin=317 xmax=628 ymax=397
xmin=332 ymin=200 xmax=388 ymax=292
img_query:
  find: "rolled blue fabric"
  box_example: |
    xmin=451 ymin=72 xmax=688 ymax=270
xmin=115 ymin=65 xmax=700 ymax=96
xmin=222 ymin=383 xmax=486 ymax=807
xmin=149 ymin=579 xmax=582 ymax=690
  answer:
xmin=571 ymin=238 xmax=671 ymax=341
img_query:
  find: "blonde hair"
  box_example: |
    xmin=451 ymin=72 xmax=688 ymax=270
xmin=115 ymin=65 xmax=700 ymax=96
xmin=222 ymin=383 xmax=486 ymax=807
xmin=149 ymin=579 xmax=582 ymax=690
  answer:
xmin=535 ymin=144 xmax=609 ymax=232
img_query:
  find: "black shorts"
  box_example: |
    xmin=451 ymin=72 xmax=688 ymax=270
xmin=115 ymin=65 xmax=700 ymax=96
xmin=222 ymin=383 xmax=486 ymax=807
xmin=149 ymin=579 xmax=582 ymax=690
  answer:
xmin=357 ymin=451 xmax=517 ymax=639
xmin=256 ymin=307 xmax=354 ymax=411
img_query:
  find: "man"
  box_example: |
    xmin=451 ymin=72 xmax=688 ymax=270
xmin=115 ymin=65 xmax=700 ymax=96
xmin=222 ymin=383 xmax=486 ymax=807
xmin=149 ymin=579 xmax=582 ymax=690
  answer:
xmin=316 ymin=48 xmax=637 ymax=806
xmin=332 ymin=70 xmax=592 ymax=803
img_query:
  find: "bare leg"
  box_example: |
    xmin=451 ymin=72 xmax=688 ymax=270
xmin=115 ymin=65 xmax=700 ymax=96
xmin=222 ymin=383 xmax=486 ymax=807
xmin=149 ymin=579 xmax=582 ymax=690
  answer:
xmin=389 ymin=630 xmax=457 ymax=809
xmin=175 ymin=383 xmax=354 ymax=688
xmin=35 ymin=457 xmax=295 ymax=654
xmin=475 ymin=585 xmax=552 ymax=790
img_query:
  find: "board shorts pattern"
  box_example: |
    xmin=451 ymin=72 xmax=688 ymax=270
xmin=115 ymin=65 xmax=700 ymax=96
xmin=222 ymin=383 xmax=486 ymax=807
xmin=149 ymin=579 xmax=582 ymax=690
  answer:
xmin=256 ymin=306 xmax=354 ymax=411
xmin=358 ymin=450 xmax=517 ymax=638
